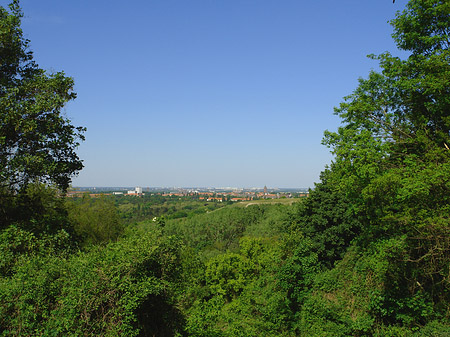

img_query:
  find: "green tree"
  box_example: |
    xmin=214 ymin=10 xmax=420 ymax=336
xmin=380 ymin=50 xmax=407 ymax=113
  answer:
xmin=0 ymin=1 xmax=84 ymax=237
xmin=319 ymin=0 xmax=450 ymax=326
xmin=323 ymin=0 xmax=450 ymax=195
xmin=291 ymin=170 xmax=362 ymax=268
xmin=67 ymin=195 xmax=123 ymax=246
xmin=0 ymin=1 xmax=85 ymax=194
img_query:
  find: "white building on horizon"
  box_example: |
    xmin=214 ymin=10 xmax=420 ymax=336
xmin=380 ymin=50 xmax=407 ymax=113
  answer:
xmin=127 ymin=186 xmax=143 ymax=195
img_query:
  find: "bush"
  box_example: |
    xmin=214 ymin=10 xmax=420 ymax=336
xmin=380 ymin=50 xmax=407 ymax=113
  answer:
xmin=0 ymin=232 xmax=186 ymax=336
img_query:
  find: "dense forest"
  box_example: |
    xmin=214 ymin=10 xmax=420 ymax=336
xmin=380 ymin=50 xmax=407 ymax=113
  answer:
xmin=1 ymin=0 xmax=450 ymax=335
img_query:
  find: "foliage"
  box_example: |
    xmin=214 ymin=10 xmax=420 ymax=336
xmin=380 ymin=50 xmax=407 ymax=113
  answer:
xmin=0 ymin=232 xmax=185 ymax=336
xmin=113 ymin=194 xmax=226 ymax=224
xmin=291 ymin=171 xmax=362 ymax=268
xmin=0 ymin=183 xmax=72 ymax=233
xmin=164 ymin=205 xmax=268 ymax=255
xmin=184 ymin=236 xmax=293 ymax=337
xmin=314 ymin=0 xmax=450 ymax=332
xmin=0 ymin=183 xmax=77 ymax=277
xmin=0 ymin=224 xmax=73 ymax=277
xmin=0 ymin=1 xmax=85 ymax=193
xmin=278 ymin=238 xmax=320 ymax=314
xmin=66 ymin=194 xmax=124 ymax=246
xmin=0 ymin=0 xmax=84 ymax=259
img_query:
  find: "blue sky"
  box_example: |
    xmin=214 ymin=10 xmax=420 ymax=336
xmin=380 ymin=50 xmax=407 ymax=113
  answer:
xmin=15 ymin=0 xmax=407 ymax=188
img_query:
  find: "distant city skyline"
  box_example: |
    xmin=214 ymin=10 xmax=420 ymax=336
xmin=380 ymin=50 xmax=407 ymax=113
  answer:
xmin=73 ymin=186 xmax=310 ymax=191
xmin=19 ymin=0 xmax=408 ymax=188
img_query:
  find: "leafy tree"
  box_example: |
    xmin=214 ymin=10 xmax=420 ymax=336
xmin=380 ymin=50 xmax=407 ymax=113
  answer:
xmin=319 ymin=0 xmax=450 ymax=326
xmin=0 ymin=1 xmax=84 ymax=242
xmin=67 ymin=194 xmax=123 ymax=246
xmin=0 ymin=182 xmax=71 ymax=232
xmin=323 ymin=0 xmax=450 ymax=202
xmin=291 ymin=170 xmax=362 ymax=268
xmin=0 ymin=1 xmax=85 ymax=194
xmin=184 ymin=236 xmax=292 ymax=337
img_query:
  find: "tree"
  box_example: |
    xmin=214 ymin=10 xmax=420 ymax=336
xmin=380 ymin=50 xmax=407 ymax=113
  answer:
xmin=291 ymin=169 xmax=362 ymax=268
xmin=320 ymin=0 xmax=450 ymax=324
xmin=324 ymin=0 xmax=450 ymax=167
xmin=66 ymin=194 xmax=124 ymax=246
xmin=323 ymin=0 xmax=450 ymax=227
xmin=0 ymin=1 xmax=85 ymax=194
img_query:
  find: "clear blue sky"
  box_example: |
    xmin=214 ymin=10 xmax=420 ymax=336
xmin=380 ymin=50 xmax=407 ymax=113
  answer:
xmin=15 ymin=0 xmax=407 ymax=188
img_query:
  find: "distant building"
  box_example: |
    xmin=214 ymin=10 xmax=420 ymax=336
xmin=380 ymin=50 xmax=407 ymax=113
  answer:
xmin=127 ymin=187 xmax=143 ymax=196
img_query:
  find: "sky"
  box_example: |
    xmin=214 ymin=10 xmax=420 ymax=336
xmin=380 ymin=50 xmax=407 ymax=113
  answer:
xmin=13 ymin=0 xmax=408 ymax=188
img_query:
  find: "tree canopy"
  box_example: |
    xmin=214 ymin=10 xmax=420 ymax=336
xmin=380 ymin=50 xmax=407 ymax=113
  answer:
xmin=319 ymin=0 xmax=450 ymax=324
xmin=323 ymin=0 xmax=450 ymax=215
xmin=0 ymin=1 xmax=85 ymax=193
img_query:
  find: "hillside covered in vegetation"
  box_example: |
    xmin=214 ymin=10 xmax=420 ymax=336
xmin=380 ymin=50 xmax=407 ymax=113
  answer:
xmin=1 ymin=0 xmax=450 ymax=336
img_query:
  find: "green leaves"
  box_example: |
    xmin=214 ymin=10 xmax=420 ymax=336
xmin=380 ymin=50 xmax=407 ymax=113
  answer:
xmin=391 ymin=0 xmax=450 ymax=55
xmin=66 ymin=195 xmax=124 ymax=247
xmin=0 ymin=2 xmax=84 ymax=193
xmin=205 ymin=252 xmax=252 ymax=299
xmin=314 ymin=0 xmax=450 ymax=331
xmin=0 ymin=232 xmax=185 ymax=336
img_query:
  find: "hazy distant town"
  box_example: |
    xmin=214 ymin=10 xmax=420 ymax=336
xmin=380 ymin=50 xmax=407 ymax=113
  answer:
xmin=69 ymin=186 xmax=310 ymax=201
